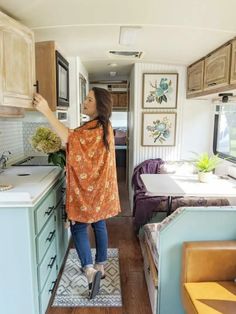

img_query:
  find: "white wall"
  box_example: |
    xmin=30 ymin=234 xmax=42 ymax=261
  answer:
xmin=128 ymin=62 xmax=214 ymax=204
xmin=130 ymin=63 xmax=212 ymax=169
xmin=180 ymin=99 xmax=214 ymax=159
xmin=67 ymin=56 xmax=88 ymax=129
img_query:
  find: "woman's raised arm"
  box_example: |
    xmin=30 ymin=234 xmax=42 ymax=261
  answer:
xmin=33 ymin=93 xmax=69 ymax=143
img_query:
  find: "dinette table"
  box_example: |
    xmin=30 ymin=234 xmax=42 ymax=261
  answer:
xmin=141 ymin=173 xmax=236 ymax=215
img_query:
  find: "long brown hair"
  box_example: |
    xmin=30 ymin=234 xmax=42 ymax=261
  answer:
xmin=92 ymin=87 xmax=112 ymax=150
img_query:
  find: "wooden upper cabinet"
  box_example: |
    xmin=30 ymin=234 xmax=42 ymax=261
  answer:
xmin=203 ymin=44 xmax=231 ymax=90
xmin=230 ymin=39 xmax=236 ymax=84
xmin=35 ymin=41 xmax=57 ymax=111
xmin=187 ymin=60 xmax=204 ymax=96
xmin=111 ymin=92 xmax=128 ymax=110
xmin=0 ymin=11 xmax=35 ymax=110
xmin=111 ymin=93 xmax=119 ymax=107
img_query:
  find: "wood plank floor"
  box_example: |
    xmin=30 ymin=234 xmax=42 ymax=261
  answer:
xmin=46 ymin=166 xmax=152 ymax=314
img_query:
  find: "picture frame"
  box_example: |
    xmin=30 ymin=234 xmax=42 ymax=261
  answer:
xmin=142 ymin=73 xmax=178 ymax=109
xmin=142 ymin=112 xmax=177 ymax=146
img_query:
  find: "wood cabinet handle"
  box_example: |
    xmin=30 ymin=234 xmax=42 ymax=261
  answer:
xmin=45 ymin=206 xmax=55 ymax=215
xmin=208 ymin=82 xmax=217 ymax=86
xmin=48 ymin=255 xmax=57 ymax=268
xmin=46 ymin=230 xmax=56 ymax=242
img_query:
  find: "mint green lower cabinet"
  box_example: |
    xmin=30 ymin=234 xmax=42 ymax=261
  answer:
xmin=0 ymin=175 xmax=69 ymax=314
xmin=39 ymin=262 xmax=57 ymax=314
xmin=55 ymin=201 xmax=68 ymax=270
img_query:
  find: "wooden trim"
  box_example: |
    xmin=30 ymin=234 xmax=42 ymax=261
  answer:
xmin=186 ymin=83 xmax=236 ymax=99
xmin=0 ymin=106 xmax=24 ymax=117
xmin=144 ymin=240 xmax=158 ymax=287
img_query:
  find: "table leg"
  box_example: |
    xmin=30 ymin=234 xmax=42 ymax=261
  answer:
xmin=167 ymin=196 xmax=172 ymax=216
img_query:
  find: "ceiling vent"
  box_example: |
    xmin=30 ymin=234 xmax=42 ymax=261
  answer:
xmin=109 ymin=50 xmax=143 ymax=59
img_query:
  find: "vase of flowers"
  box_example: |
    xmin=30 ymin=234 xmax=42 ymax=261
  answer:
xmin=194 ymin=152 xmax=220 ymax=183
xmin=31 ymin=127 xmax=66 ymax=169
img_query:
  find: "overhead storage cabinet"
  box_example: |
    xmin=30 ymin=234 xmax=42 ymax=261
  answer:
xmin=187 ymin=60 xmax=204 ymax=97
xmin=111 ymin=92 xmax=128 ymax=110
xmin=186 ymin=39 xmax=236 ymax=98
xmin=35 ymin=41 xmax=57 ymax=111
xmin=204 ymin=44 xmax=231 ymax=90
xmin=230 ymin=39 xmax=236 ymax=84
xmin=0 ymin=11 xmax=35 ymax=110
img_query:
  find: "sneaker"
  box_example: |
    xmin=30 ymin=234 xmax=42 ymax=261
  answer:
xmin=94 ymin=263 xmax=106 ymax=279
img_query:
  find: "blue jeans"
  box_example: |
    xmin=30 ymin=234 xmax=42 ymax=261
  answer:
xmin=70 ymin=220 xmax=108 ymax=269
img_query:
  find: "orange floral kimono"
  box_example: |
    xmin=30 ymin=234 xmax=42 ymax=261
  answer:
xmin=66 ymin=119 xmax=121 ymax=223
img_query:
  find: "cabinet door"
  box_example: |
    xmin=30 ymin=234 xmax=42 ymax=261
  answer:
xmin=230 ymin=40 xmax=236 ymax=84
xmin=35 ymin=41 xmax=57 ymax=111
xmin=204 ymin=44 xmax=231 ymax=90
xmin=111 ymin=93 xmax=119 ymax=107
xmin=187 ymin=60 xmax=204 ymax=96
xmin=0 ymin=12 xmax=35 ymax=109
xmin=118 ymin=93 xmax=128 ymax=108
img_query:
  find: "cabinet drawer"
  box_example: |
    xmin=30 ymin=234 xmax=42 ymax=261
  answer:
xmin=38 ymin=238 xmax=57 ymax=292
xmin=39 ymin=262 xmax=57 ymax=314
xmin=36 ymin=214 xmax=56 ymax=263
xmin=35 ymin=190 xmax=55 ymax=234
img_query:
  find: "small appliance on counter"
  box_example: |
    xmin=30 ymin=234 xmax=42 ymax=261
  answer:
xmin=12 ymin=156 xmax=52 ymax=166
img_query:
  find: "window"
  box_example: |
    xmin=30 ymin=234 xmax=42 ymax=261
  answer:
xmin=213 ymin=103 xmax=236 ymax=162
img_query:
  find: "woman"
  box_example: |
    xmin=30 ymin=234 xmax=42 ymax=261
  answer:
xmin=33 ymin=87 xmax=121 ymax=299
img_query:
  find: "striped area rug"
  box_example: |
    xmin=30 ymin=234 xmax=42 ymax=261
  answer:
xmin=52 ymin=248 xmax=122 ymax=307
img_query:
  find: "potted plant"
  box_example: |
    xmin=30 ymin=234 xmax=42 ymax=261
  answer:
xmin=194 ymin=152 xmax=221 ymax=183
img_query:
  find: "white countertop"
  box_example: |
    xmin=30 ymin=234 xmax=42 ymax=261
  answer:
xmin=0 ymin=166 xmax=63 ymax=207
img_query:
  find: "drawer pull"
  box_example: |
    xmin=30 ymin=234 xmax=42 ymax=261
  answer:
xmin=49 ymin=280 xmax=57 ymax=293
xmin=46 ymin=230 xmax=56 ymax=242
xmin=208 ymin=82 xmax=217 ymax=86
xmin=45 ymin=206 xmax=55 ymax=216
xmin=190 ymin=88 xmax=197 ymax=91
xmin=48 ymin=255 xmax=57 ymax=268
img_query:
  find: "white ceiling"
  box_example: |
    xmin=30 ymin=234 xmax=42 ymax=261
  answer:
xmin=1 ymin=0 xmax=236 ymax=80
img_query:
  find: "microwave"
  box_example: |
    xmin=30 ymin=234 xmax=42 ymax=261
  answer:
xmin=56 ymin=50 xmax=69 ymax=108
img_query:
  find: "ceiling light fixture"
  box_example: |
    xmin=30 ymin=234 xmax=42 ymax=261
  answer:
xmin=110 ymin=71 xmax=117 ymax=77
xmin=119 ymin=26 xmax=142 ymax=46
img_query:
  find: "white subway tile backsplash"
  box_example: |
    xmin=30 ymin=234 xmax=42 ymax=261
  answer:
xmin=0 ymin=118 xmax=51 ymax=164
xmin=0 ymin=120 xmax=24 ymax=163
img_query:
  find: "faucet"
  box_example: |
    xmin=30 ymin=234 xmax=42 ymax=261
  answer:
xmin=0 ymin=151 xmax=11 ymax=169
